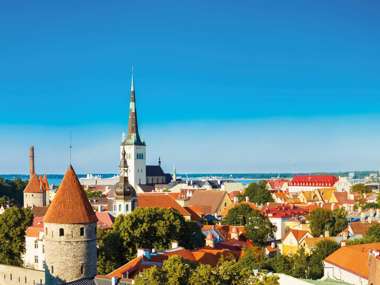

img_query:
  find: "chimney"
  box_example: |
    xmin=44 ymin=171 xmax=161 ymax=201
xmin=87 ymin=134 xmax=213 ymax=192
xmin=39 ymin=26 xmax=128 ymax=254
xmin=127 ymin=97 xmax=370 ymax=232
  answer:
xmin=324 ymin=230 xmax=330 ymax=237
xmin=171 ymin=240 xmax=179 ymax=249
xmin=29 ymin=146 xmax=35 ymax=178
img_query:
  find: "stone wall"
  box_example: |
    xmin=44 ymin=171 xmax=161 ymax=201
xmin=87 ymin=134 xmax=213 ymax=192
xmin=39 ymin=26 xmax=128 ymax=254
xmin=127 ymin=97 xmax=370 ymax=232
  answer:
xmin=44 ymin=223 xmax=97 ymax=284
xmin=24 ymin=192 xmax=46 ymax=208
xmin=0 ymin=264 xmax=44 ymax=285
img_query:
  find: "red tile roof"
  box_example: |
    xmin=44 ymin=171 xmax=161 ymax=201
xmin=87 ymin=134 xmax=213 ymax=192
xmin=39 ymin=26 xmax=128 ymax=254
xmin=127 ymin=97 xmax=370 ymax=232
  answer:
xmin=137 ymin=193 xmax=191 ymax=218
xmin=44 ymin=165 xmax=97 ymax=224
xmin=284 ymin=229 xmax=311 ymax=242
xmin=267 ymin=179 xmax=289 ymax=190
xmin=96 ymin=211 xmax=115 ymax=230
xmin=24 ymin=175 xmax=42 ymax=193
xmin=289 ymin=175 xmax=338 ymax=187
xmin=24 ymin=175 xmax=50 ymax=193
xmin=26 ymin=226 xmax=44 ymax=238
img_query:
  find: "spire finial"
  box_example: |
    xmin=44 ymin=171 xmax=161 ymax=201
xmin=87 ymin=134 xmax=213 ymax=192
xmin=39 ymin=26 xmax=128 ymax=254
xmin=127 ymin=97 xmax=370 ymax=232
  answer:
xmin=69 ymin=132 xmax=73 ymax=165
xmin=131 ymin=65 xmax=134 ymax=92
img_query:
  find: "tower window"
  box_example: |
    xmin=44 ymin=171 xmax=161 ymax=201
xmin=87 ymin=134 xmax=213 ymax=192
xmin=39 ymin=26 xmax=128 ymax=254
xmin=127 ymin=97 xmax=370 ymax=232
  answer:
xmin=80 ymin=227 xmax=84 ymax=236
xmin=51 ymin=266 xmax=54 ymax=274
xmin=80 ymin=264 xmax=84 ymax=274
xmin=59 ymin=228 xmax=64 ymax=236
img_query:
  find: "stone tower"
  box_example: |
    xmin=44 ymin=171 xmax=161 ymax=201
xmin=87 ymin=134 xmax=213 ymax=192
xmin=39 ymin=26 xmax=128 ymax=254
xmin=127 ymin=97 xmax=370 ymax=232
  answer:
xmin=113 ymin=148 xmax=137 ymax=216
xmin=121 ymin=71 xmax=146 ymax=187
xmin=43 ymin=165 xmax=98 ymax=284
xmin=29 ymin=145 xmax=35 ymax=178
xmin=24 ymin=146 xmax=48 ymax=208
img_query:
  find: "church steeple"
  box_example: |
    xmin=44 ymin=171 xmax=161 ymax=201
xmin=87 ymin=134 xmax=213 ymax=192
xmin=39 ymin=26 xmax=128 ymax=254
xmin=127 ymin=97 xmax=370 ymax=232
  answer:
xmin=124 ymin=68 xmax=144 ymax=146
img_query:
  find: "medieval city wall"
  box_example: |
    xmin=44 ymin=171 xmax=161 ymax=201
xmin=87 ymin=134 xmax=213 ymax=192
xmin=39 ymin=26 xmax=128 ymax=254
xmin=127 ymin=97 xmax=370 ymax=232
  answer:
xmin=0 ymin=264 xmax=45 ymax=285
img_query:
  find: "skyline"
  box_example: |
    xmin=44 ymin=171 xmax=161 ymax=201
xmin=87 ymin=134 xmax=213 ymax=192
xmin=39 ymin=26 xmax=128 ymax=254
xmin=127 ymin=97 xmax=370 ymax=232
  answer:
xmin=1 ymin=1 xmax=380 ymax=173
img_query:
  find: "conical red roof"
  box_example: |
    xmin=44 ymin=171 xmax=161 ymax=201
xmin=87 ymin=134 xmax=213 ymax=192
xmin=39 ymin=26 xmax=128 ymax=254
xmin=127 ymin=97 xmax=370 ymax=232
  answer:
xmin=44 ymin=165 xmax=97 ymax=224
xmin=24 ymin=175 xmax=42 ymax=193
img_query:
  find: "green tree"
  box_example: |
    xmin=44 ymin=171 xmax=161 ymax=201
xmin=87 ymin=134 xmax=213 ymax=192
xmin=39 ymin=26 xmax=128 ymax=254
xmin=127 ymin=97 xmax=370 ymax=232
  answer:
xmin=97 ymin=229 xmax=126 ymax=275
xmin=245 ymin=210 xmax=276 ymax=247
xmin=179 ymin=221 xmax=205 ymax=249
xmin=351 ymin=183 xmax=371 ymax=194
xmin=134 ymin=256 xmax=193 ymax=285
xmin=223 ymin=204 xmax=255 ymax=225
xmin=114 ymin=208 xmax=204 ymax=259
xmin=85 ymin=190 xmax=103 ymax=199
xmin=308 ymin=240 xmax=340 ymax=279
xmin=309 ymin=208 xmax=347 ymax=237
xmin=135 ymin=266 xmax=166 ymax=285
xmin=331 ymin=208 xmax=348 ymax=236
xmin=366 ymin=224 xmax=380 ymax=241
xmin=240 ymin=181 xmax=273 ymax=205
xmin=162 ymin=256 xmax=193 ymax=285
xmin=0 ymin=178 xmax=27 ymax=206
xmin=189 ymin=264 xmax=219 ymax=285
xmin=0 ymin=207 xmax=33 ymax=265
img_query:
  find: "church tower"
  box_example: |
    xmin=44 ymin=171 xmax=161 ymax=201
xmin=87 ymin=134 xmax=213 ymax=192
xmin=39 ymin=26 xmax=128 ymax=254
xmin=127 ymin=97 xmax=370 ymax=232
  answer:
xmin=121 ymin=71 xmax=146 ymax=187
xmin=44 ymin=165 xmax=97 ymax=284
xmin=113 ymin=148 xmax=137 ymax=216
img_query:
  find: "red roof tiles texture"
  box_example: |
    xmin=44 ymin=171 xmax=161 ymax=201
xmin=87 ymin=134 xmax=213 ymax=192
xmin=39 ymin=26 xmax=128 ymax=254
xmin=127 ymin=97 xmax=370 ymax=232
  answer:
xmin=44 ymin=165 xmax=97 ymax=224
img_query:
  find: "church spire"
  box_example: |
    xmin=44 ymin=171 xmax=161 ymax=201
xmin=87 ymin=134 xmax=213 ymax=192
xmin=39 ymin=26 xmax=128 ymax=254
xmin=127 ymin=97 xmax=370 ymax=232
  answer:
xmin=124 ymin=67 xmax=144 ymax=146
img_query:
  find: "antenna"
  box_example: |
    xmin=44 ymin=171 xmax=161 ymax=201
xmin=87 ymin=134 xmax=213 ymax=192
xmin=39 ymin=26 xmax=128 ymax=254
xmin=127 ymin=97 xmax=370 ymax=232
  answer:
xmin=69 ymin=132 xmax=73 ymax=165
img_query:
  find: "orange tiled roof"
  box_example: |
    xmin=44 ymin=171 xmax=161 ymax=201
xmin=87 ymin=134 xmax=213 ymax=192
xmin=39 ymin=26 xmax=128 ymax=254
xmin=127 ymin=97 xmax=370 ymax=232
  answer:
xmin=187 ymin=190 xmax=228 ymax=214
xmin=137 ymin=193 xmax=191 ymax=218
xmin=24 ymin=175 xmax=42 ymax=193
xmin=325 ymin=243 xmax=380 ymax=278
xmin=44 ymin=165 xmax=97 ymax=224
xmin=26 ymin=226 xmax=43 ymax=238
xmin=96 ymin=211 xmax=115 ymax=230
xmin=349 ymin=221 xmax=378 ymax=236
xmin=285 ymin=229 xmax=311 ymax=242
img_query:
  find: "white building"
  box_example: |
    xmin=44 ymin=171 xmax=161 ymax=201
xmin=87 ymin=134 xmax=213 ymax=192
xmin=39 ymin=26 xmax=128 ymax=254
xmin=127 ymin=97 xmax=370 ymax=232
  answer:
xmin=23 ymin=224 xmax=45 ymax=271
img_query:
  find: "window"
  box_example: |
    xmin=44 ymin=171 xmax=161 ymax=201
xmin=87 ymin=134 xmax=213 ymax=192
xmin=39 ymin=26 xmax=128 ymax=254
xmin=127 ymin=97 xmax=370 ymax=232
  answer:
xmin=136 ymin=153 xmax=144 ymax=159
xmin=51 ymin=266 xmax=54 ymax=274
xmin=126 ymin=204 xmax=129 ymax=212
xmin=118 ymin=204 xmax=122 ymax=212
xmin=80 ymin=227 xmax=84 ymax=236
xmin=80 ymin=264 xmax=84 ymax=274
xmin=59 ymin=228 xmax=64 ymax=236
xmin=34 ymin=240 xmax=38 ymax=249
xmin=34 ymin=256 xmax=38 ymax=263
xmin=42 ymin=245 xmax=44 ymax=254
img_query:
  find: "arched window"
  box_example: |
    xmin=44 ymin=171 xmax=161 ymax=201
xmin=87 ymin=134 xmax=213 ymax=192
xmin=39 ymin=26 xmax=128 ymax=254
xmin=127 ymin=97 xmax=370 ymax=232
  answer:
xmin=59 ymin=228 xmax=64 ymax=236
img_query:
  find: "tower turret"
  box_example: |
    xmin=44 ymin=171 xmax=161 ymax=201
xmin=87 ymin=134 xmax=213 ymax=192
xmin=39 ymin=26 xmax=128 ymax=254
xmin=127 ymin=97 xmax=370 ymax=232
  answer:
xmin=44 ymin=165 xmax=97 ymax=284
xmin=113 ymin=148 xmax=137 ymax=216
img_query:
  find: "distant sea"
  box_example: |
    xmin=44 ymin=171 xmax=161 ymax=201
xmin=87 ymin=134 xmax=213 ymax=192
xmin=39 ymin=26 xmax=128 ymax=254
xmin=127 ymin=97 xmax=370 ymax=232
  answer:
xmin=0 ymin=171 xmax=375 ymax=186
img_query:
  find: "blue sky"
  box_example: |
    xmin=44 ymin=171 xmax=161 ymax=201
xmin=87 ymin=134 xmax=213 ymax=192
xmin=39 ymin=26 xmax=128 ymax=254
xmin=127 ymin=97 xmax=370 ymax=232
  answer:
xmin=1 ymin=1 xmax=380 ymax=173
